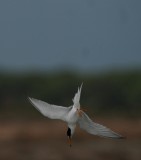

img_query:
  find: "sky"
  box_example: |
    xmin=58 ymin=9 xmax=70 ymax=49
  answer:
xmin=0 ymin=0 xmax=141 ymax=73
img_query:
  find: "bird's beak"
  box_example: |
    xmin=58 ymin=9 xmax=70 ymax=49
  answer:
xmin=68 ymin=136 xmax=72 ymax=147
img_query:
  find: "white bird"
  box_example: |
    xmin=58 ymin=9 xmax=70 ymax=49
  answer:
xmin=28 ymin=84 xmax=124 ymax=147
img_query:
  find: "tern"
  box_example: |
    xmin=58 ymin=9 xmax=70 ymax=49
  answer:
xmin=28 ymin=84 xmax=124 ymax=147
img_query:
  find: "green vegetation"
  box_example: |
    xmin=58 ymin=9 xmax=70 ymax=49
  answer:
xmin=0 ymin=70 xmax=141 ymax=118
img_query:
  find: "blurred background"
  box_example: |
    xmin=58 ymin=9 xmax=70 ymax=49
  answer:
xmin=0 ymin=0 xmax=141 ymax=160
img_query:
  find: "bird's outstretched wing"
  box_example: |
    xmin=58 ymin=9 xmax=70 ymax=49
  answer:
xmin=28 ymin=97 xmax=72 ymax=121
xmin=78 ymin=111 xmax=124 ymax=139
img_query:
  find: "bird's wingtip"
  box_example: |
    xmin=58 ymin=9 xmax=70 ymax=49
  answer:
xmin=27 ymin=97 xmax=33 ymax=102
xmin=119 ymin=135 xmax=126 ymax=139
xmin=113 ymin=133 xmax=126 ymax=139
xmin=27 ymin=96 xmax=31 ymax=100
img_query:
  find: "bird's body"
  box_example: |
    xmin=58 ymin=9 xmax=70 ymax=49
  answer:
xmin=66 ymin=107 xmax=79 ymax=136
xmin=67 ymin=107 xmax=79 ymax=124
xmin=28 ymin=84 xmax=124 ymax=147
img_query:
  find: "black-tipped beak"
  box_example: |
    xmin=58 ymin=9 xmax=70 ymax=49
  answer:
xmin=68 ymin=136 xmax=72 ymax=147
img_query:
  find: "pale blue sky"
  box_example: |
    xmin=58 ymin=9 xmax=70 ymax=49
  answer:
xmin=0 ymin=0 xmax=141 ymax=73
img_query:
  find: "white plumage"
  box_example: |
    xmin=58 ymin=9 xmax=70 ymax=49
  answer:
xmin=28 ymin=84 xmax=124 ymax=146
xmin=72 ymin=83 xmax=83 ymax=109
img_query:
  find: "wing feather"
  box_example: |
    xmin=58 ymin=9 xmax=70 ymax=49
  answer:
xmin=28 ymin=97 xmax=72 ymax=121
xmin=78 ymin=111 xmax=124 ymax=139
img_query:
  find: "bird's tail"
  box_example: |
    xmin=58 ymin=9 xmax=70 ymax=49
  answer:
xmin=72 ymin=83 xmax=83 ymax=107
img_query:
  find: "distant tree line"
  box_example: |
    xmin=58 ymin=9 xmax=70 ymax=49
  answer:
xmin=0 ymin=70 xmax=141 ymax=117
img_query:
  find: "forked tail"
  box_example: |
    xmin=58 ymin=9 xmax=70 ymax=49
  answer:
xmin=72 ymin=83 xmax=83 ymax=108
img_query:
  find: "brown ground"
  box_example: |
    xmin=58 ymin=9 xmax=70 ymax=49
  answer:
xmin=0 ymin=117 xmax=141 ymax=160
